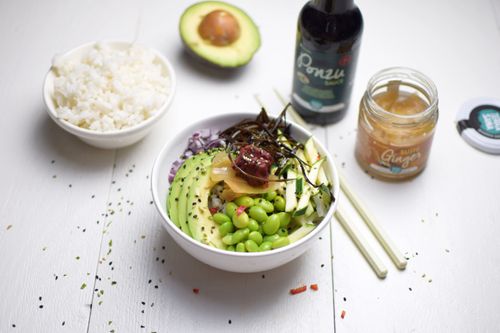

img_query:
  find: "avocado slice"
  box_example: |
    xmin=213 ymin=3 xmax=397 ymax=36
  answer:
xmin=167 ymin=153 xmax=206 ymax=228
xmin=179 ymin=1 xmax=261 ymax=68
xmin=186 ymin=158 xmax=224 ymax=249
xmin=176 ymin=153 xmax=211 ymax=236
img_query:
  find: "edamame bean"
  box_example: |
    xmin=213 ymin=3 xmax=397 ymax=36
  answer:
xmin=264 ymin=191 xmax=277 ymax=201
xmin=273 ymin=196 xmax=286 ymax=212
xmin=272 ymin=236 xmax=290 ymax=249
xmin=249 ymin=206 xmax=268 ymax=223
xmin=236 ymin=243 xmax=246 ymax=252
xmin=225 ymin=202 xmax=237 ymax=218
xmin=232 ymin=228 xmax=250 ymax=243
xmin=219 ymin=221 xmax=234 ymax=237
xmin=226 ymin=245 xmax=235 ymax=251
xmin=241 ymin=228 xmax=250 ymax=238
xmin=256 ymin=198 xmax=274 ymax=213
xmin=248 ymin=219 xmax=259 ymax=232
xmin=248 ymin=231 xmax=263 ymax=245
xmin=213 ymin=212 xmax=231 ymax=225
xmin=245 ymin=240 xmax=260 ymax=252
xmin=277 ymin=227 xmax=288 ymax=237
xmin=277 ymin=212 xmax=291 ymax=227
xmin=222 ymin=233 xmax=236 ymax=245
xmin=232 ymin=211 xmax=249 ymax=229
xmin=234 ymin=196 xmax=255 ymax=207
xmin=263 ymin=234 xmax=280 ymax=243
xmin=262 ymin=214 xmax=280 ymax=235
xmin=259 ymin=241 xmax=273 ymax=251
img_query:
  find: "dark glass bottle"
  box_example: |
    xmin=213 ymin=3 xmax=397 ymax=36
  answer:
xmin=291 ymin=0 xmax=363 ymax=125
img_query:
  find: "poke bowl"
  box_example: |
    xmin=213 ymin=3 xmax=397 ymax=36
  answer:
xmin=151 ymin=108 xmax=340 ymax=272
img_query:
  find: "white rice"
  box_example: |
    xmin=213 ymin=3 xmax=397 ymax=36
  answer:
xmin=52 ymin=42 xmax=170 ymax=132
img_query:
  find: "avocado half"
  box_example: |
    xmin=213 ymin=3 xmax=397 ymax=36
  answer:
xmin=179 ymin=1 xmax=261 ymax=68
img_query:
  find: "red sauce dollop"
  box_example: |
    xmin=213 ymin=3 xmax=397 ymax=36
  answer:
xmin=234 ymin=145 xmax=274 ymax=186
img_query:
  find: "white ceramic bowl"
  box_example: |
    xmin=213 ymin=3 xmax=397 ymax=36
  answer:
xmin=151 ymin=112 xmax=340 ymax=273
xmin=43 ymin=41 xmax=176 ymax=149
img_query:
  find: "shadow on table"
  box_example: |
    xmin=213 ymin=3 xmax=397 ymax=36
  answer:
xmin=150 ymin=223 xmax=307 ymax=321
xmin=176 ymin=48 xmax=248 ymax=82
xmin=33 ymin=110 xmax=144 ymax=171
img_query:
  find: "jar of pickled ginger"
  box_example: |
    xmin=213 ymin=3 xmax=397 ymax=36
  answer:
xmin=355 ymin=67 xmax=439 ymax=180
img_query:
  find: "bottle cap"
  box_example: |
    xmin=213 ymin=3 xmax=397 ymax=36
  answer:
xmin=456 ymin=98 xmax=500 ymax=154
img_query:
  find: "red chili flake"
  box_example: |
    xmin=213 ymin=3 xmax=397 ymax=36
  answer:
xmin=317 ymin=153 xmax=321 ymax=161
xmin=236 ymin=205 xmax=246 ymax=216
xmin=209 ymin=208 xmax=218 ymax=215
xmin=192 ymin=288 xmax=200 ymax=294
xmin=310 ymin=284 xmax=318 ymax=291
xmin=341 ymin=310 xmax=346 ymax=319
xmin=290 ymin=285 xmax=307 ymax=295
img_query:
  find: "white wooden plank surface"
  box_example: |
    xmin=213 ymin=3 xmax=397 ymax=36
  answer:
xmin=493 ymin=0 xmax=500 ymax=31
xmin=0 ymin=1 xmax=117 ymax=331
xmin=1 ymin=0 xmax=500 ymax=332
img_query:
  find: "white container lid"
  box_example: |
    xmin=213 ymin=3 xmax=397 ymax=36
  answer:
xmin=456 ymin=98 xmax=500 ymax=154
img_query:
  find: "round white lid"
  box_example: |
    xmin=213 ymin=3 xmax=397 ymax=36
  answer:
xmin=456 ymin=98 xmax=500 ymax=154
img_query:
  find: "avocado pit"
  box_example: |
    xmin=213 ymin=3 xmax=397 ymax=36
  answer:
xmin=198 ymin=10 xmax=241 ymax=46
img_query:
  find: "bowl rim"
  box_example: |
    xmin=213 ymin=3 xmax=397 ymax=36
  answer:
xmin=150 ymin=111 xmax=340 ymax=258
xmin=42 ymin=40 xmax=177 ymax=138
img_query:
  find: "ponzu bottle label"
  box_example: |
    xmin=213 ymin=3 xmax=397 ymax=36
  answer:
xmin=292 ymin=42 xmax=358 ymax=113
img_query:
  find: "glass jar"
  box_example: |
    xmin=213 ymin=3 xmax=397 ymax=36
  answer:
xmin=355 ymin=67 xmax=439 ymax=180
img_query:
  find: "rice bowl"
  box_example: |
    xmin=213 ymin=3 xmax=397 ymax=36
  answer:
xmin=43 ymin=41 xmax=176 ymax=149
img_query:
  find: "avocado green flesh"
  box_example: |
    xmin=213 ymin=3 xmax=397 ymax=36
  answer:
xmin=186 ymin=158 xmax=224 ymax=249
xmin=176 ymin=154 xmax=210 ymax=236
xmin=179 ymin=1 xmax=261 ymax=68
xmin=167 ymin=151 xmax=224 ymax=249
xmin=167 ymin=154 xmax=206 ymax=229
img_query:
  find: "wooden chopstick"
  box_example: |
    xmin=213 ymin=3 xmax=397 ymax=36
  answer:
xmin=339 ymin=176 xmax=407 ymax=269
xmin=273 ymin=88 xmax=311 ymax=130
xmin=271 ymin=89 xmax=407 ymax=273
xmin=335 ymin=207 xmax=388 ymax=278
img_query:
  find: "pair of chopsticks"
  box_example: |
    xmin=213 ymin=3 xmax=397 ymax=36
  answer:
xmin=261 ymin=89 xmax=407 ymax=279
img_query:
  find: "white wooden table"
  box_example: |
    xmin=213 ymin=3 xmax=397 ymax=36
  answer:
xmin=1 ymin=0 xmax=500 ymax=332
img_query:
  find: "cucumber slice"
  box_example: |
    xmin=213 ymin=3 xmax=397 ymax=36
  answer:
xmin=295 ymin=149 xmax=307 ymax=164
xmin=293 ymin=212 xmax=319 ymax=226
xmin=303 ymin=138 xmax=330 ymax=186
xmin=277 ymin=159 xmax=293 ymax=178
xmin=317 ymin=166 xmax=329 ymax=186
xmin=305 ymin=201 xmax=314 ymax=217
xmin=295 ymin=149 xmax=310 ymax=173
xmin=278 ymin=134 xmax=292 ymax=149
xmin=293 ymin=207 xmax=307 ymax=217
xmin=293 ymin=187 xmax=310 ymax=217
xmin=308 ymin=157 xmax=325 ymax=185
xmin=288 ymin=223 xmax=316 ymax=243
xmin=295 ymin=177 xmax=303 ymax=195
xmin=312 ymin=193 xmax=326 ymax=217
xmin=304 ymin=137 xmax=320 ymax=165
xmin=285 ymin=169 xmax=298 ymax=212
